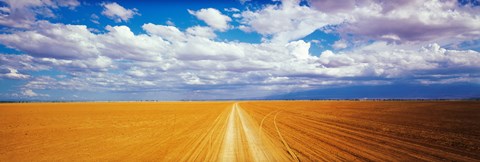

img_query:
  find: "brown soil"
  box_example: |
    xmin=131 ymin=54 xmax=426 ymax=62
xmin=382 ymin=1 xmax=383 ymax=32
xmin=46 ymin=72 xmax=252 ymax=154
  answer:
xmin=0 ymin=101 xmax=479 ymax=161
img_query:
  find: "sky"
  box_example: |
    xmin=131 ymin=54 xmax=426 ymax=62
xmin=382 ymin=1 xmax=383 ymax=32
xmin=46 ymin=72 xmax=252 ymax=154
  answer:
xmin=0 ymin=0 xmax=479 ymax=101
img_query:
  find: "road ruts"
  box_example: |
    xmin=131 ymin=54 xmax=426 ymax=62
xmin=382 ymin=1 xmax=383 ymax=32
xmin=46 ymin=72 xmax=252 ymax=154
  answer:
xmin=218 ymin=103 xmax=291 ymax=161
xmin=178 ymin=103 xmax=291 ymax=161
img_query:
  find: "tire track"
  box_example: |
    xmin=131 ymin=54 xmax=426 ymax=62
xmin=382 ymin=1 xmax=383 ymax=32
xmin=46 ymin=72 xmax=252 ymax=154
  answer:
xmin=259 ymin=110 xmax=278 ymax=132
xmin=273 ymin=111 xmax=299 ymax=162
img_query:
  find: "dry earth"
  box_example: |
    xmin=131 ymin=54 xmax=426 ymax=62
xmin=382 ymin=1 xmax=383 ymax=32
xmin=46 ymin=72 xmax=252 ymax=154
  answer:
xmin=0 ymin=101 xmax=479 ymax=161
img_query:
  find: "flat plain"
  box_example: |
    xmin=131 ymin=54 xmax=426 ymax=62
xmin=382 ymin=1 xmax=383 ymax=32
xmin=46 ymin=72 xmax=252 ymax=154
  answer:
xmin=0 ymin=101 xmax=479 ymax=161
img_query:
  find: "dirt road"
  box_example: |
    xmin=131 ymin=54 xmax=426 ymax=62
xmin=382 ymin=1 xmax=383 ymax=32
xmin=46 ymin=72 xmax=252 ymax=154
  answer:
xmin=176 ymin=103 xmax=291 ymax=161
xmin=218 ymin=103 xmax=291 ymax=161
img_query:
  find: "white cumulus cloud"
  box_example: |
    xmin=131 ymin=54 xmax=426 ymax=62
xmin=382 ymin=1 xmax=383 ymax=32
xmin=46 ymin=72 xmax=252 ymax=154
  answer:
xmin=101 ymin=2 xmax=139 ymax=23
xmin=188 ymin=8 xmax=232 ymax=31
xmin=0 ymin=67 xmax=29 ymax=79
xmin=239 ymin=0 xmax=344 ymax=43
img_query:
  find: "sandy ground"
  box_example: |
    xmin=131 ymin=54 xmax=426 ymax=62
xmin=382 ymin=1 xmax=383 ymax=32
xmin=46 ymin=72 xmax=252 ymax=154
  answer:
xmin=242 ymin=101 xmax=480 ymax=161
xmin=1 ymin=101 xmax=479 ymax=161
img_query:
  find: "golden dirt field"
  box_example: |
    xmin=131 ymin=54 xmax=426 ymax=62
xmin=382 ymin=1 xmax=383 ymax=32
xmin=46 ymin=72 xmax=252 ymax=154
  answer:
xmin=0 ymin=101 xmax=479 ymax=161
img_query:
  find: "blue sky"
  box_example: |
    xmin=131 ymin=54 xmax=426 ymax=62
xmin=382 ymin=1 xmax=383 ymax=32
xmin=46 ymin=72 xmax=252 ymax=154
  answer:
xmin=0 ymin=0 xmax=479 ymax=101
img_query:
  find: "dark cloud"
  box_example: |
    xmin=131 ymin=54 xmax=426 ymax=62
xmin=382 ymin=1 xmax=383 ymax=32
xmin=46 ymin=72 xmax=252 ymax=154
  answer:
xmin=340 ymin=17 xmax=476 ymax=43
xmin=309 ymin=0 xmax=356 ymax=13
